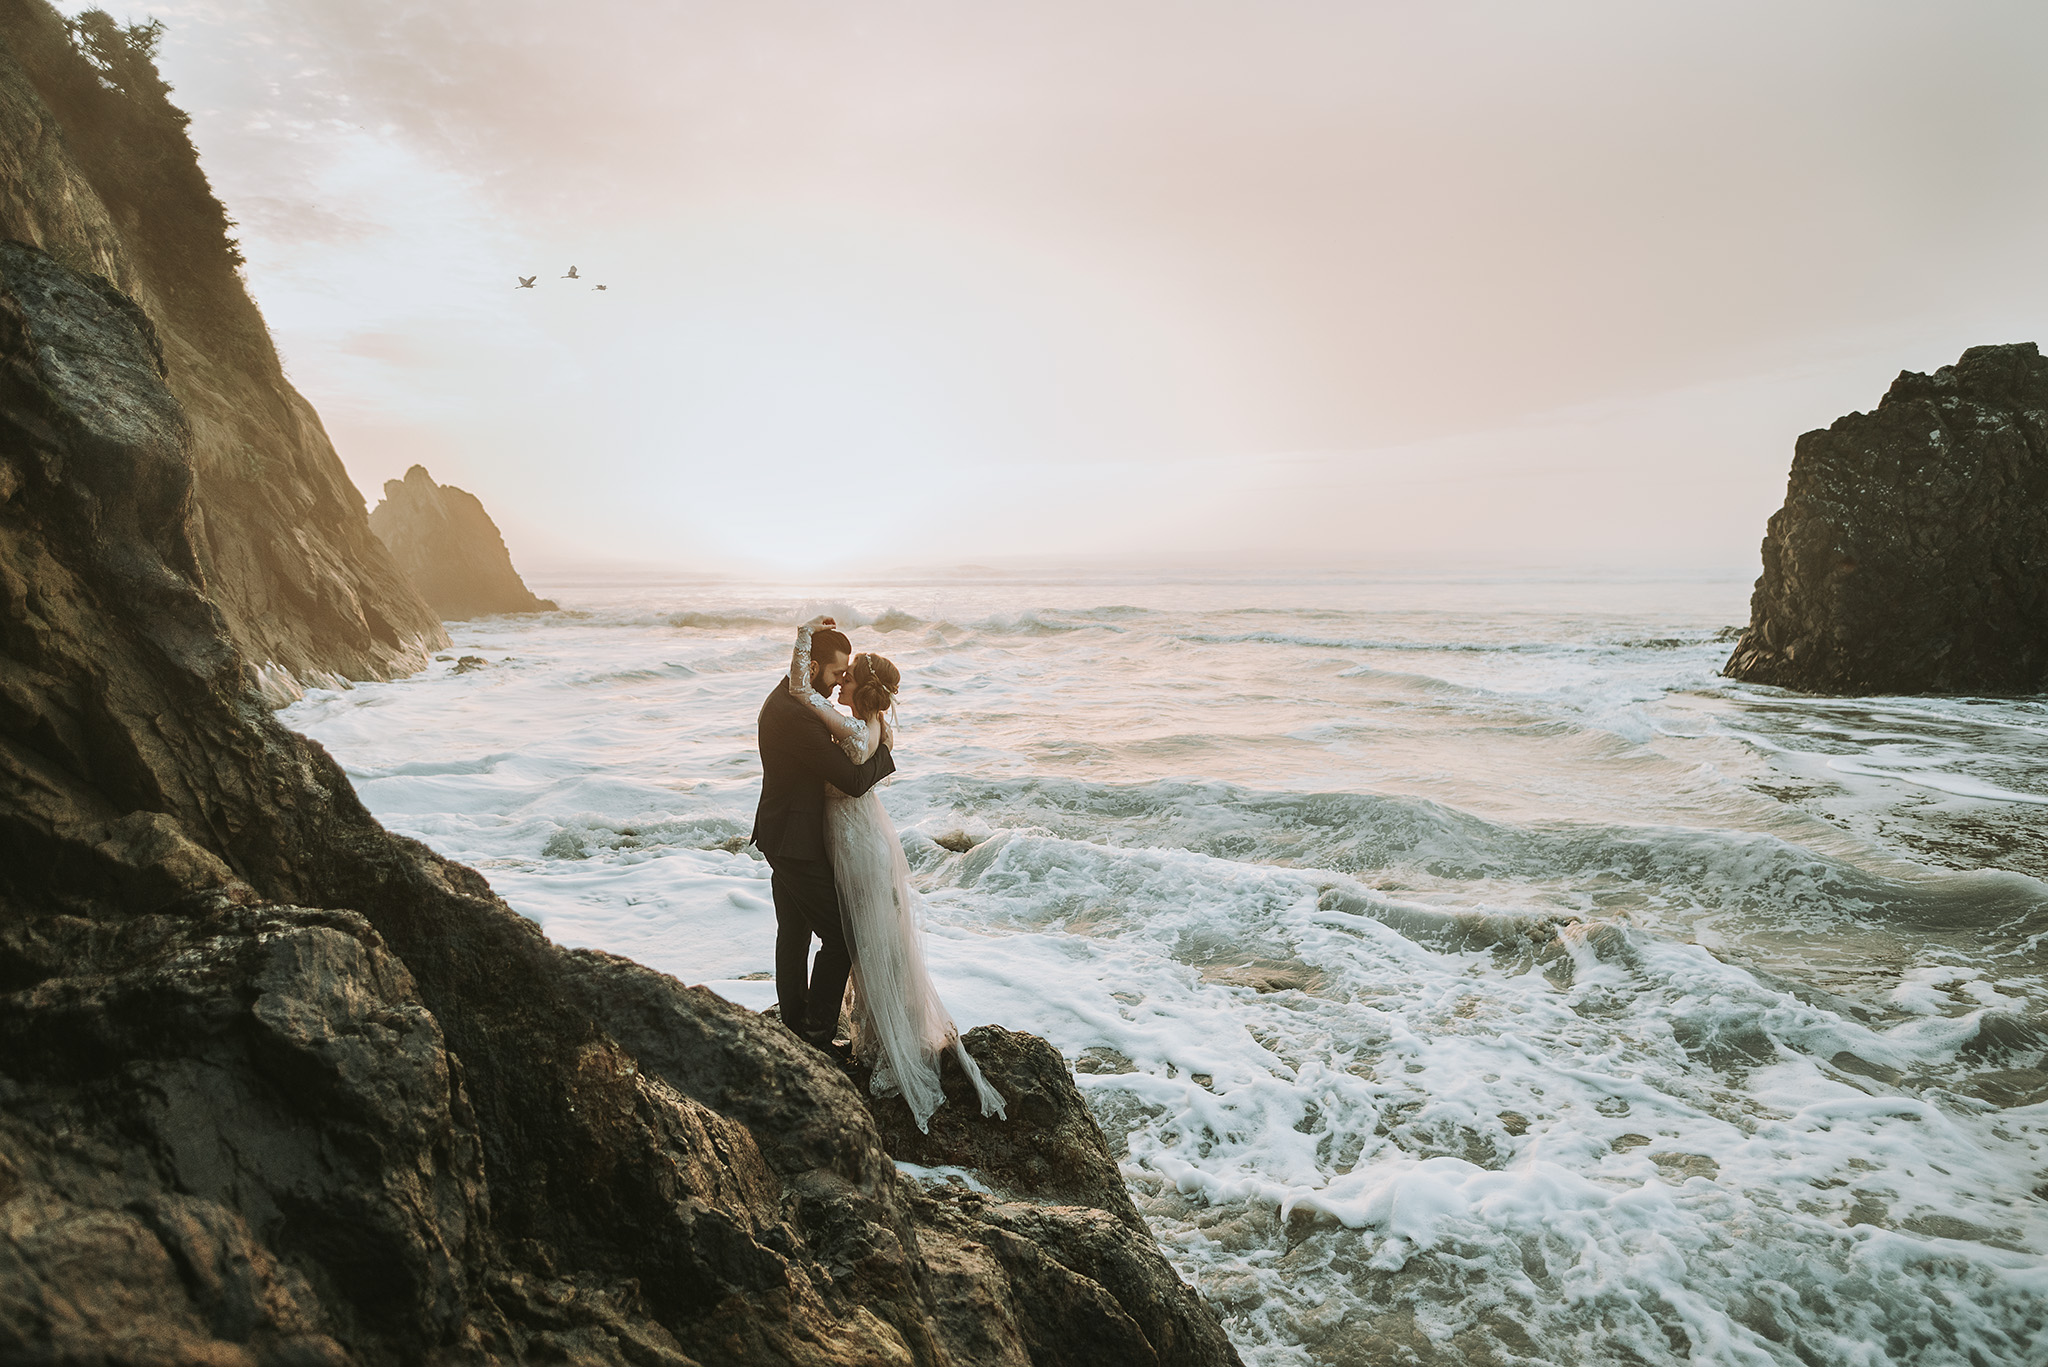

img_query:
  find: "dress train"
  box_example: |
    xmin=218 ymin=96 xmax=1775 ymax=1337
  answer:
xmin=826 ymin=787 xmax=1007 ymax=1131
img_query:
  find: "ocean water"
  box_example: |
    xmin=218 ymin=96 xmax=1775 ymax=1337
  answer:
xmin=281 ymin=569 xmax=2048 ymax=1366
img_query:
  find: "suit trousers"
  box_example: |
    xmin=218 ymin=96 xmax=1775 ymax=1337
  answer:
xmin=765 ymin=850 xmax=852 ymax=1039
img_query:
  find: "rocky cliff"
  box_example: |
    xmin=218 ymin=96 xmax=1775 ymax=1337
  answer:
xmin=0 ymin=237 xmax=1240 ymax=1364
xmin=1724 ymin=342 xmax=2048 ymax=695
xmin=370 ymin=465 xmax=558 ymax=619
xmin=0 ymin=1 xmax=446 ymax=702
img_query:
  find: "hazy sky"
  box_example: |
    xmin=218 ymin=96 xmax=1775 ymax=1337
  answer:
xmin=69 ymin=1 xmax=2048 ymax=574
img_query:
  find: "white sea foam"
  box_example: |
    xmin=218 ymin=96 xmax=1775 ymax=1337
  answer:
xmin=283 ymin=571 xmax=2048 ymax=1365
xmin=1829 ymin=755 xmax=2048 ymax=805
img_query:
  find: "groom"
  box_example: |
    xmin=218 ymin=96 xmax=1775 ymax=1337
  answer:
xmin=751 ymin=621 xmax=894 ymax=1055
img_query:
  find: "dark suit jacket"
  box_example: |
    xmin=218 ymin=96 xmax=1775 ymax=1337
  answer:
xmin=751 ymin=679 xmax=895 ymax=862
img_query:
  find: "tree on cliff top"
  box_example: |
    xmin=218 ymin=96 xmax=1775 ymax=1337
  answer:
xmin=63 ymin=11 xmax=176 ymax=111
xmin=28 ymin=5 xmax=247 ymax=274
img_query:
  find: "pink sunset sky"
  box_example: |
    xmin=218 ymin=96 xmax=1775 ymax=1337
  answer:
xmin=66 ymin=0 xmax=2048 ymax=575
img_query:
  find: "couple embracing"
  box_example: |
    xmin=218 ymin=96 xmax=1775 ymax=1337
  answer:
xmin=750 ymin=617 xmax=1005 ymax=1131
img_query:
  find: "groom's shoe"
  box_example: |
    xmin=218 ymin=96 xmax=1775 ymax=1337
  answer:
xmin=799 ymin=1029 xmax=854 ymax=1065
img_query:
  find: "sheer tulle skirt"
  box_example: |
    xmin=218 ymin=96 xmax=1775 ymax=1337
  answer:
xmin=825 ymin=789 xmax=1006 ymax=1132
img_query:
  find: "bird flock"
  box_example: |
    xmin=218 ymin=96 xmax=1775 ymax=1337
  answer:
xmin=516 ymin=266 xmax=607 ymax=292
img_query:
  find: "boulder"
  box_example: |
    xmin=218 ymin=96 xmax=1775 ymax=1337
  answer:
xmin=855 ymin=1026 xmax=1143 ymax=1230
xmin=850 ymin=1027 xmax=1242 ymax=1367
xmin=555 ymin=953 xmax=1243 ymax=1367
xmin=1724 ymin=342 xmax=2048 ymax=694
xmin=0 ymin=1 xmax=447 ymax=699
xmin=369 ymin=465 xmax=557 ymax=620
xmin=0 ymin=237 xmax=1241 ymax=1365
xmin=0 ymin=898 xmax=486 ymax=1364
xmin=905 ymin=1189 xmax=1239 ymax=1367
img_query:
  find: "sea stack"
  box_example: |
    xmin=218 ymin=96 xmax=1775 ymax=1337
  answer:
xmin=368 ymin=464 xmax=557 ymax=619
xmin=1723 ymin=342 xmax=2048 ymax=695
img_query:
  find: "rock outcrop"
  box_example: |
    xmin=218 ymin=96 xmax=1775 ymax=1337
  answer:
xmin=0 ymin=1 xmax=446 ymax=700
xmin=0 ymin=236 xmax=1240 ymax=1364
xmin=854 ymin=1029 xmax=1243 ymax=1367
xmin=1724 ymin=342 xmax=2048 ymax=695
xmin=857 ymin=1028 xmax=1144 ymax=1230
xmin=369 ymin=465 xmax=557 ymax=619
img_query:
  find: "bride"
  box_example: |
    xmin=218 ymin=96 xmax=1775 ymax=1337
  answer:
xmin=788 ymin=618 xmax=1006 ymax=1132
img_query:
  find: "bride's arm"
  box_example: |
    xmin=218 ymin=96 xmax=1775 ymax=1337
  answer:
xmin=849 ymin=706 xmax=885 ymax=763
xmin=788 ymin=618 xmax=860 ymax=744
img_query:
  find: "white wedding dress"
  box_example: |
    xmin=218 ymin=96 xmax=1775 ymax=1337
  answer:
xmin=789 ymin=627 xmax=1006 ymax=1132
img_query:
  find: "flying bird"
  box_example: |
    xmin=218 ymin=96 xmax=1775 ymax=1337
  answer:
xmin=592 ymin=284 xmax=608 ymax=291
xmin=561 ymin=266 xmax=579 ymax=279
xmin=516 ymin=275 xmax=536 ymax=288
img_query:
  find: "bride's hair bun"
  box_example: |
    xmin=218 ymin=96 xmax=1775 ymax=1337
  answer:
xmin=849 ymin=652 xmax=900 ymax=714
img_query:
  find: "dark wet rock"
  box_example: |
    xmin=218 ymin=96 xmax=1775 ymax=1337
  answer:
xmin=905 ymin=1185 xmax=1243 ymax=1367
xmin=0 ymin=898 xmax=486 ymax=1362
xmin=1200 ymin=958 xmax=1326 ymax=995
xmin=1829 ymin=1050 xmax=1904 ymax=1087
xmin=846 ymin=1028 xmax=1246 ymax=1353
xmin=1897 ymin=1213 xmax=2022 ymax=1250
xmin=1649 ymin=1152 xmax=1720 ymax=1183
xmin=856 ymin=1026 xmax=1145 ymax=1231
xmin=1725 ymin=342 xmax=2048 ymax=694
xmin=453 ymin=654 xmax=488 ymax=673
xmin=557 ymin=953 xmax=1243 ymax=1367
xmin=0 ymin=235 xmax=1239 ymax=1362
xmin=0 ymin=3 xmax=446 ymax=699
xmin=370 ymin=465 xmax=556 ymax=620
xmin=1074 ymin=1046 xmax=1138 ymax=1076
xmin=1954 ymin=1066 xmax=2048 ymax=1110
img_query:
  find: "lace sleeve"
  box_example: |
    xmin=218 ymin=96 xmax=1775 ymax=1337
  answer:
xmin=839 ymin=716 xmax=872 ymax=762
xmin=788 ymin=621 xmax=859 ymax=741
xmin=789 ymin=623 xmax=815 ymax=699
xmin=841 ymin=711 xmax=888 ymax=766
